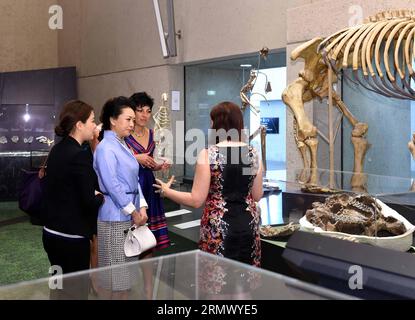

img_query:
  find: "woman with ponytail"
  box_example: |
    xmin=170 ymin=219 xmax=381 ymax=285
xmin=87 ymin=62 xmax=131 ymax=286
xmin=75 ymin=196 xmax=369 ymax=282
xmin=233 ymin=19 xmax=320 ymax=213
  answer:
xmin=42 ymin=100 xmax=104 ymax=299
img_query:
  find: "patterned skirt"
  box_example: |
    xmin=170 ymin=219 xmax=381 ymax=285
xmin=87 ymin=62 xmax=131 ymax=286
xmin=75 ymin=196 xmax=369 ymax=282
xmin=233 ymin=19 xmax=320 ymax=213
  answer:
xmin=97 ymin=221 xmax=138 ymax=291
xmin=139 ymin=168 xmax=170 ymax=250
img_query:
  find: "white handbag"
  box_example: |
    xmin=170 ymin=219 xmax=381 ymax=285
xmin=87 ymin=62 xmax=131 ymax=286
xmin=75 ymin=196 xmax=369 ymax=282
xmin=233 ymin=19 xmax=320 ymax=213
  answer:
xmin=124 ymin=224 xmax=157 ymax=257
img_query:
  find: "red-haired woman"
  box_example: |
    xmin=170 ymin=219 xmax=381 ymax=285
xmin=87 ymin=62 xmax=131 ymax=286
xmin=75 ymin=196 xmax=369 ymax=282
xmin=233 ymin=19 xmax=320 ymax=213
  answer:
xmin=155 ymin=101 xmax=263 ymax=266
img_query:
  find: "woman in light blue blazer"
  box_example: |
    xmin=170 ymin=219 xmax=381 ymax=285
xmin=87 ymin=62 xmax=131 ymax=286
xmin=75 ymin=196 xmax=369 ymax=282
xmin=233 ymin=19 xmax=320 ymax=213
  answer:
xmin=93 ymin=96 xmax=148 ymax=297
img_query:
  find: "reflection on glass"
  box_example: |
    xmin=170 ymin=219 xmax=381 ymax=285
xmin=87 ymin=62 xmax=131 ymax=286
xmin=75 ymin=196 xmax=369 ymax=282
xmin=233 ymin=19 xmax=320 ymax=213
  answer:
xmin=259 ymin=194 xmax=283 ymax=225
xmin=0 ymin=250 xmax=353 ymax=300
xmin=184 ymin=53 xmax=286 ymax=178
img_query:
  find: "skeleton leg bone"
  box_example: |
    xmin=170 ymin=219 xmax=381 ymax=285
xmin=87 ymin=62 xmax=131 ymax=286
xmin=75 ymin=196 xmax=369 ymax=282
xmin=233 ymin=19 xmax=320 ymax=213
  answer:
xmin=350 ymin=136 xmax=369 ymax=192
xmin=297 ymin=141 xmax=310 ymax=183
xmin=332 ymin=92 xmax=369 ymax=191
xmin=293 ymin=119 xmax=310 ymax=169
xmin=282 ymin=79 xmax=318 ymax=176
xmin=293 ymin=118 xmax=311 ymax=183
xmin=304 ymin=138 xmax=319 ymax=185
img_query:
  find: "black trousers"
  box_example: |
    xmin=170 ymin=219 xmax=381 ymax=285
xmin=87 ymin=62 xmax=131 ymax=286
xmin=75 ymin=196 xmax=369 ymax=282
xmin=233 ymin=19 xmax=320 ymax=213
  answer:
xmin=42 ymin=230 xmax=91 ymax=300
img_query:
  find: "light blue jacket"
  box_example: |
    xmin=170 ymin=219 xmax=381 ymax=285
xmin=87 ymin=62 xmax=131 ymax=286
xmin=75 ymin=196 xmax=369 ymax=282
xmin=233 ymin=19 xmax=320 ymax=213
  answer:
xmin=94 ymin=130 xmax=147 ymax=222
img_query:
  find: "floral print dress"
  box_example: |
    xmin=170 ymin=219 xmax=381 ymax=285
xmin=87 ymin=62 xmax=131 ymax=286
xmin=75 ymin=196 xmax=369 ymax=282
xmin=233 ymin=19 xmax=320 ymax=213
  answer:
xmin=199 ymin=145 xmax=261 ymax=267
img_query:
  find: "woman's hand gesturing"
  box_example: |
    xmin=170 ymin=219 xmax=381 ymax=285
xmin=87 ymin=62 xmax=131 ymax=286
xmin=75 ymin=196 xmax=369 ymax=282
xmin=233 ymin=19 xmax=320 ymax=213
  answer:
xmin=153 ymin=175 xmax=175 ymax=198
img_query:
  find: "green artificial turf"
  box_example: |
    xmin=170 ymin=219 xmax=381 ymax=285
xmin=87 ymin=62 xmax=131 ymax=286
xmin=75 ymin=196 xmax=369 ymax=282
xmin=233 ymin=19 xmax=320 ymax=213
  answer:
xmin=0 ymin=202 xmax=26 ymax=222
xmin=0 ymin=200 xmax=197 ymax=288
xmin=0 ymin=223 xmax=195 ymax=286
xmin=0 ymin=221 xmax=50 ymax=285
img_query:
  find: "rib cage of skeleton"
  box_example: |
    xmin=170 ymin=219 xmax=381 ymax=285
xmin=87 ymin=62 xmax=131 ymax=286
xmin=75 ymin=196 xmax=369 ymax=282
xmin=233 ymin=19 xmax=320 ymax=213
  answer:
xmin=282 ymin=9 xmax=415 ymax=190
xmin=319 ymin=9 xmax=415 ymax=100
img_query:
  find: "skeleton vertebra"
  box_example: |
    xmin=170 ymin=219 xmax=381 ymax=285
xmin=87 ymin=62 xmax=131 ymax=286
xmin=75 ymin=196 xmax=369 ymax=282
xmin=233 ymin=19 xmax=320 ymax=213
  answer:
xmin=153 ymin=93 xmax=173 ymax=178
xmin=283 ymin=9 xmax=415 ymax=188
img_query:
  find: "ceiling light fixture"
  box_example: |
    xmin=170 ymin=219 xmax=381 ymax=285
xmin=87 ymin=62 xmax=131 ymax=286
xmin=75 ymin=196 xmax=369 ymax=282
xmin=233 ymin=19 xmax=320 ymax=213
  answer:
xmin=23 ymin=104 xmax=30 ymax=122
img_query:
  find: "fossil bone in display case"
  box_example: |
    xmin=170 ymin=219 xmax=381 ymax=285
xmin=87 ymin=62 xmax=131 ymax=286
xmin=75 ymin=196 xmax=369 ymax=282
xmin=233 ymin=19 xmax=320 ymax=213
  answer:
xmin=299 ymin=193 xmax=415 ymax=251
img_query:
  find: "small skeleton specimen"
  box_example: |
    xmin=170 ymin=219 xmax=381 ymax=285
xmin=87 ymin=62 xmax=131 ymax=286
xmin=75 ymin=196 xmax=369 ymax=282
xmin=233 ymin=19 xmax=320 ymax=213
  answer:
xmin=305 ymin=193 xmax=406 ymax=237
xmin=153 ymin=93 xmax=173 ymax=177
xmin=240 ymin=46 xmax=270 ymax=115
xmin=240 ymin=70 xmax=260 ymax=114
xmin=239 ymin=47 xmax=270 ymax=171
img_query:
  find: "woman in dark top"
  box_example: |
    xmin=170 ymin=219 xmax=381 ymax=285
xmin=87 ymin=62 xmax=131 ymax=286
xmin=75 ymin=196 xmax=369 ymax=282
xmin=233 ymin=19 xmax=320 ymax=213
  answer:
xmin=155 ymin=101 xmax=263 ymax=264
xmin=42 ymin=100 xmax=104 ymax=299
xmin=154 ymin=101 xmax=263 ymax=296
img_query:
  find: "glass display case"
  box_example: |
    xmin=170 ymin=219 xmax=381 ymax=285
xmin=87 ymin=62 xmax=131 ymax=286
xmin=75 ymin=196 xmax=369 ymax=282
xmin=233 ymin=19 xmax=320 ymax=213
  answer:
xmin=0 ymin=250 xmax=352 ymax=300
xmin=261 ymin=168 xmax=415 ymax=252
xmin=0 ymin=104 xmax=56 ymax=153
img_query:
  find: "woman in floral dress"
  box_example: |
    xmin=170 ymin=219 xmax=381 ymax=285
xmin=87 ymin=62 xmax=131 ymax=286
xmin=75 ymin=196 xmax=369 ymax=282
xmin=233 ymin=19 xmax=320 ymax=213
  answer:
xmin=154 ymin=101 xmax=263 ymax=266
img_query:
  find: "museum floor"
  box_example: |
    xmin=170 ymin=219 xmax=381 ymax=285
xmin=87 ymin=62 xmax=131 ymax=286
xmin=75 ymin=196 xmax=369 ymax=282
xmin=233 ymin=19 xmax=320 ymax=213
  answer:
xmin=0 ymin=200 xmax=198 ymax=286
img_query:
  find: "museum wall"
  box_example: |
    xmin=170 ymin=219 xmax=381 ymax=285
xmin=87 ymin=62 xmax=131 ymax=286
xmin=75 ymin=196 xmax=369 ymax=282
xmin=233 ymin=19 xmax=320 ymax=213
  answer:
xmin=57 ymin=0 xmax=312 ymax=177
xmin=0 ymin=0 xmax=58 ymax=73
xmin=184 ymin=66 xmax=243 ymax=177
xmin=57 ymin=0 xmax=313 ymax=107
xmin=172 ymin=0 xmax=310 ymax=64
xmin=57 ymin=0 xmax=81 ymax=70
xmin=58 ymin=0 xmax=311 ymax=76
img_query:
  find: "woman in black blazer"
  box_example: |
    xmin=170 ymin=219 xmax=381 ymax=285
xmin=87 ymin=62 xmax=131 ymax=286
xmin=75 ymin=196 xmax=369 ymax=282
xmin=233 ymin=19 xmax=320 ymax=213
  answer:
xmin=42 ymin=100 xmax=104 ymax=299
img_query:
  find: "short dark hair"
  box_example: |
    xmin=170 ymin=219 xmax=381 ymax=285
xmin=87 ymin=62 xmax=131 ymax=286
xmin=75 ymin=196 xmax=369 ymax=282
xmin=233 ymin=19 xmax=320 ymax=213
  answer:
xmin=99 ymin=96 xmax=134 ymax=140
xmin=210 ymin=101 xmax=244 ymax=142
xmin=129 ymin=92 xmax=154 ymax=111
xmin=55 ymin=100 xmax=93 ymax=137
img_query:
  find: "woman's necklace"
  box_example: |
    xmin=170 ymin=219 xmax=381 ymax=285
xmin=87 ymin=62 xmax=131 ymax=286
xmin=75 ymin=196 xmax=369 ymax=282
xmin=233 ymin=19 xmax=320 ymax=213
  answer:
xmin=133 ymin=128 xmax=146 ymax=138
